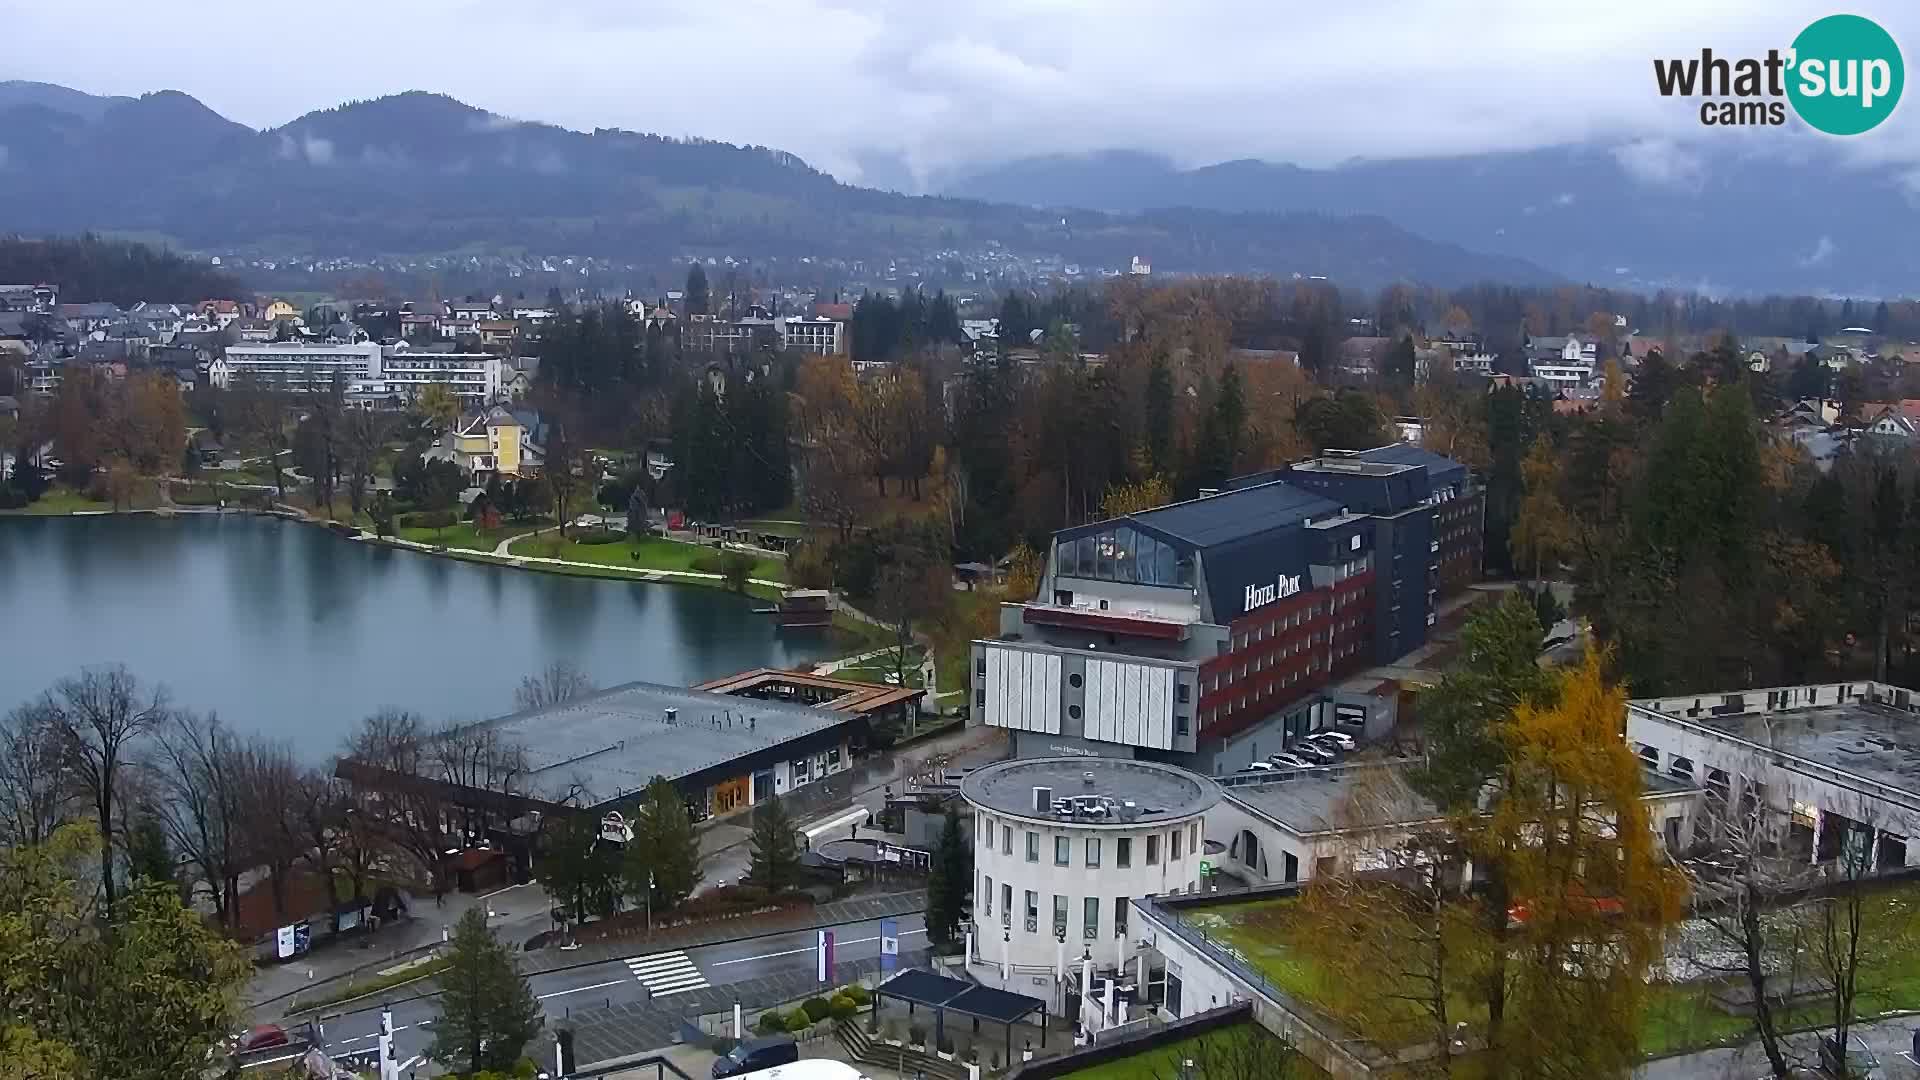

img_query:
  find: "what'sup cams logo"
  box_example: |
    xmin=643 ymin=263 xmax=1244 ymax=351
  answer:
xmin=1654 ymin=14 xmax=1903 ymax=134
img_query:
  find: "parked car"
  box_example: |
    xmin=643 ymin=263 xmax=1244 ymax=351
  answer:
xmin=1243 ymin=760 xmax=1279 ymax=772
xmin=1306 ymin=730 xmax=1357 ymax=752
xmin=713 ymin=1036 xmax=799 ymax=1078
xmin=1291 ymin=742 xmax=1337 ymax=764
xmin=233 ymin=1025 xmax=289 ymax=1053
xmin=1267 ymin=752 xmax=1315 ymax=769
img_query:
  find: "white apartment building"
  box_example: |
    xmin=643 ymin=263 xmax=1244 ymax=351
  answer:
xmin=213 ymin=342 xmax=382 ymax=392
xmin=212 ymin=342 xmax=501 ymax=403
xmin=962 ymin=757 xmax=1218 ymax=995
xmin=779 ymin=316 xmax=847 ymax=356
xmin=378 ymin=347 xmax=502 ymax=404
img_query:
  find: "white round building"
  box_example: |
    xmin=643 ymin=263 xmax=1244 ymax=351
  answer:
xmin=960 ymin=757 xmax=1221 ymax=986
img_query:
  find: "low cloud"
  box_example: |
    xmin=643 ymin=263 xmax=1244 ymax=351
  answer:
xmin=1612 ymin=139 xmax=1707 ymax=191
xmin=302 ymin=135 xmax=334 ymax=165
xmin=1553 ymin=192 xmax=1576 ymax=207
xmin=1798 ymin=235 xmax=1835 ymax=267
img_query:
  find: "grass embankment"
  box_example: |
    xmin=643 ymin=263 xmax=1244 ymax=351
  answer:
xmin=1192 ymin=885 xmax=1920 ymax=1062
xmin=396 ymin=520 xmax=547 ymax=552
xmin=508 ymin=533 xmax=788 ymax=583
xmin=290 ymin=955 xmax=449 ymax=1013
xmin=837 ymin=647 xmax=929 ymax=688
xmin=1061 ymin=1022 xmax=1323 ymax=1080
xmin=1 ymin=485 xmax=115 ymax=515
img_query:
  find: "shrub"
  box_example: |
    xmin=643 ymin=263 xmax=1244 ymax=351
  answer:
xmin=840 ymin=984 xmax=872 ymax=1007
xmin=802 ymin=996 xmax=833 ymax=1023
xmin=405 ymin=509 xmax=458 ymax=531
xmin=828 ymin=995 xmax=857 ymax=1023
xmin=786 ymin=1009 xmax=815 ymax=1034
xmin=755 ymin=1011 xmax=787 ymax=1036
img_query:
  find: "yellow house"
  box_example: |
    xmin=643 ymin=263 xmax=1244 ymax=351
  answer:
xmin=261 ymin=299 xmax=300 ymax=323
xmin=449 ymin=406 xmax=544 ymax=479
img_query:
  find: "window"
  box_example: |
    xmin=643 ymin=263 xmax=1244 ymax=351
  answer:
xmin=1084 ymin=897 xmax=1100 ymax=940
xmin=1191 ymin=823 xmax=1200 ymax=853
xmin=976 ymin=656 xmax=986 ymax=676
xmin=1055 ymin=835 xmax=1071 ymax=866
xmin=1053 ymin=895 xmax=1069 ymax=936
xmin=1175 ymin=682 xmax=1190 ymax=704
xmin=791 ymin=757 xmax=811 ymax=785
xmin=1117 ymin=837 xmax=1132 ymax=868
xmin=1002 ymin=883 xmax=1013 ymax=926
xmin=1069 ymin=705 xmax=1082 ymax=720
xmin=984 ymin=876 xmax=993 ymax=916
xmin=1003 ymin=825 xmax=1013 ymax=856
xmin=1025 ymin=890 xmax=1039 ymax=932
xmin=1115 ymin=896 xmax=1129 ymax=938
xmin=1172 ymin=829 xmax=1183 ymax=860
xmin=1176 ymin=715 xmax=1190 ymax=736
xmin=1146 ymin=834 xmax=1160 ymax=864
xmin=1026 ymin=831 xmax=1039 ymax=862
xmin=1069 ymin=673 xmax=1083 ymax=689
xmin=1086 ymin=838 xmax=1101 ymax=867
xmin=976 ymin=689 xmax=986 ymax=707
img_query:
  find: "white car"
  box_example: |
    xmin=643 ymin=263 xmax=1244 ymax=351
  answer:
xmin=1267 ymin=752 xmax=1316 ymax=769
xmin=1307 ymin=730 xmax=1356 ymax=752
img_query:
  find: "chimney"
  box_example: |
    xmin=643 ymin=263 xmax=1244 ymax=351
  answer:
xmin=1033 ymin=786 xmax=1053 ymax=813
xmin=664 ymin=707 xmax=678 ymax=726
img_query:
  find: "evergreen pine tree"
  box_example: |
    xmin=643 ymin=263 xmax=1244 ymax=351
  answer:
xmin=125 ymin=812 xmax=174 ymax=888
xmin=746 ymin=795 xmax=802 ymax=893
xmin=430 ymin=907 xmax=543 ymax=1076
xmin=631 ymin=777 xmax=703 ymax=912
xmin=925 ymin=809 xmax=972 ymax=947
xmin=685 ymin=263 xmax=710 ymax=316
xmin=1144 ymin=355 xmax=1174 ymax=475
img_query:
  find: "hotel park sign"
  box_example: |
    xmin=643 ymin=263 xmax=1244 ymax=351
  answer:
xmin=1244 ymin=573 xmax=1304 ymax=613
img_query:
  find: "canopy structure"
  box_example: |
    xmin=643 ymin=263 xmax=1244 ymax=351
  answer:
xmin=872 ymin=969 xmax=1049 ymax=1063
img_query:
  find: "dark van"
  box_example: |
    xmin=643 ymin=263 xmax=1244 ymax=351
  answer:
xmin=712 ymin=1036 xmax=799 ymax=1078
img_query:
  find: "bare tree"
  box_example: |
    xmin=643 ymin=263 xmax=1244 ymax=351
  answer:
xmin=340 ymin=710 xmax=529 ymax=892
xmin=1813 ymin=794 xmax=1885 ymax=1079
xmin=290 ymin=766 xmax=352 ymax=912
xmin=43 ymin=667 xmax=169 ymax=907
xmin=239 ymin=739 xmax=304 ymax=921
xmin=513 ymin=662 xmax=595 ymax=713
xmin=1675 ymin=781 xmax=1816 ymax=1079
xmin=0 ymin=700 xmax=73 ymax=848
xmin=149 ymin=710 xmax=248 ymax=926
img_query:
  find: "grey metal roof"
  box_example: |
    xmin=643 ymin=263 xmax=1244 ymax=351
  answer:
xmin=960 ymin=756 xmax=1219 ymax=824
xmin=1356 ymin=443 xmax=1469 ymax=486
xmin=1225 ymin=766 xmax=1441 ymax=836
xmin=1123 ymin=481 xmax=1341 ymax=550
xmin=472 ymin=680 xmax=858 ymax=806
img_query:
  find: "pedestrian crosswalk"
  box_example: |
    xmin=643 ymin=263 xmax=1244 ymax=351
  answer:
xmin=622 ymin=950 xmax=710 ymax=997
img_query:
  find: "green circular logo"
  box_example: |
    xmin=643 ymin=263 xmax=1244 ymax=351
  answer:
xmin=1788 ymin=14 xmax=1904 ymax=135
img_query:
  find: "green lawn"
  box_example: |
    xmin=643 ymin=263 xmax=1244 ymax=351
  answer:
xmin=1062 ymin=1022 xmax=1322 ymax=1080
xmin=838 ymin=647 xmax=928 ymax=689
xmin=1193 ymin=884 xmax=1920 ymax=1062
xmin=2 ymin=485 xmax=113 ymax=515
xmin=508 ymin=533 xmax=787 ymax=582
xmin=396 ymin=520 xmax=545 ymax=552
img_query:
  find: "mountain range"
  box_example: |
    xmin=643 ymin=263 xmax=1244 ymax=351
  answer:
xmin=942 ymin=144 xmax=1920 ymax=298
xmin=0 ymin=82 xmax=1554 ymax=290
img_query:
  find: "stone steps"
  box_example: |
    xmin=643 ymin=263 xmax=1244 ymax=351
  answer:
xmin=835 ymin=1017 xmax=971 ymax=1080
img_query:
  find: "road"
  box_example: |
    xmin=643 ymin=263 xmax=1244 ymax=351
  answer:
xmin=299 ymin=912 xmax=929 ymax=1071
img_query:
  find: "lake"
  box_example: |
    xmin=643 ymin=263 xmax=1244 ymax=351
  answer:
xmin=0 ymin=514 xmax=839 ymax=759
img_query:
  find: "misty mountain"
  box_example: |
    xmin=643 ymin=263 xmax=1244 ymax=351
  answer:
xmin=944 ymin=145 xmax=1920 ymax=297
xmin=0 ymin=86 xmax=1555 ymax=290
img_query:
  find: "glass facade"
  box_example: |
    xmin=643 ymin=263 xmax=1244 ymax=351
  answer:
xmin=1055 ymin=526 xmax=1193 ymax=587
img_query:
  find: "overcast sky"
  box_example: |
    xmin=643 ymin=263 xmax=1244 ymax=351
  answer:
xmin=8 ymin=1 xmax=1919 ymax=187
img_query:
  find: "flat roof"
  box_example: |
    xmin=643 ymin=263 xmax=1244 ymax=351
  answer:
xmin=472 ymin=681 xmax=857 ymax=805
xmin=1225 ymin=764 xmax=1441 ymax=836
xmin=960 ymin=757 xmax=1219 ymax=824
xmin=1121 ymin=480 xmax=1341 ymax=549
xmin=1662 ymin=697 xmax=1920 ymax=793
xmin=1290 ymin=457 xmax=1417 ymax=478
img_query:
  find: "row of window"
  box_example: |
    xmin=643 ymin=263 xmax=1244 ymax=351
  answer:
xmin=976 ymin=814 xmax=1201 ymax=869
xmin=1199 ymin=662 xmax=1321 ymax=728
xmin=981 ymin=879 xmax=1133 ymax=940
xmin=1231 ymin=603 xmax=1323 ymax=651
xmin=1053 ymin=526 xmax=1196 ymax=588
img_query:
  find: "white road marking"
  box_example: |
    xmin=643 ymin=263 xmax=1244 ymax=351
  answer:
xmin=803 ymin=807 xmax=870 ymax=837
xmin=335 ymin=1020 xmax=431 ymax=1045
xmin=621 ymin=949 xmax=709 ymax=996
xmin=710 ymin=928 xmax=927 ymax=967
xmin=538 ymin=978 xmax=628 ymax=1000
